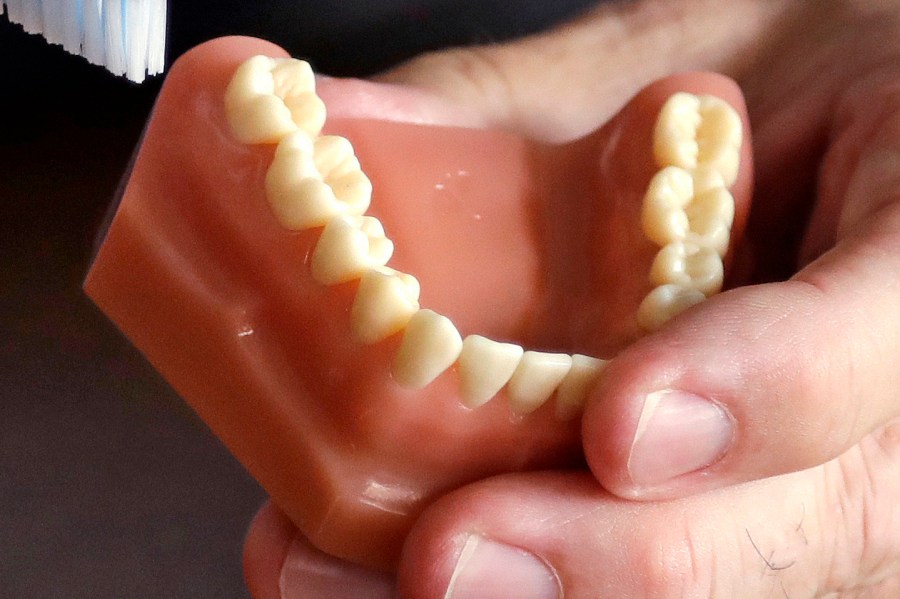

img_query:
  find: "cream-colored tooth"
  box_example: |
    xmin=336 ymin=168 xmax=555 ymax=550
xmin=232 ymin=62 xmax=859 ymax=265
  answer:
xmin=691 ymin=165 xmax=726 ymax=194
xmin=351 ymin=268 xmax=420 ymax=344
xmin=642 ymin=166 xmax=694 ymax=247
xmin=224 ymin=56 xmax=325 ymax=144
xmin=314 ymin=136 xmax=360 ymax=178
xmin=310 ymin=216 xmax=393 ymax=285
xmin=697 ymin=95 xmax=743 ymax=187
xmin=650 ymin=241 xmax=724 ymax=296
xmin=654 ymin=92 xmax=702 ymax=170
xmin=555 ymin=354 xmax=607 ymax=421
xmin=392 ymin=310 xmax=463 ymax=390
xmin=506 ymin=351 xmax=573 ymax=415
xmin=685 ymin=186 xmax=735 ymax=256
xmin=457 ymin=335 xmax=524 ymax=409
xmin=637 ymin=284 xmax=706 ymax=331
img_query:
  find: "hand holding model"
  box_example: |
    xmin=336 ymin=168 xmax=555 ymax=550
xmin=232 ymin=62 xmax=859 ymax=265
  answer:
xmin=239 ymin=1 xmax=900 ymax=597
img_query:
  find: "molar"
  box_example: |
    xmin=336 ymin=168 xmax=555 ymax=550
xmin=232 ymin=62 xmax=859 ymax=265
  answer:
xmin=685 ymin=186 xmax=735 ymax=256
xmin=351 ymin=268 xmax=421 ymax=344
xmin=642 ymin=166 xmax=694 ymax=247
xmin=266 ymin=132 xmax=372 ymax=230
xmin=650 ymin=241 xmax=724 ymax=296
xmin=224 ymin=56 xmax=326 ymax=145
xmin=637 ymin=284 xmax=706 ymax=331
xmin=458 ymin=335 xmax=524 ymax=409
xmin=506 ymin=351 xmax=573 ymax=415
xmin=310 ymin=216 xmax=393 ymax=285
xmin=392 ymin=309 xmax=463 ymax=390
xmin=555 ymin=354 xmax=607 ymax=421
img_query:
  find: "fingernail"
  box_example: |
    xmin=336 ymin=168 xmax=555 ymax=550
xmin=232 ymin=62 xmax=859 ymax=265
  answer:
xmin=627 ymin=390 xmax=733 ymax=488
xmin=444 ymin=535 xmax=560 ymax=599
xmin=280 ymin=534 xmax=393 ymax=599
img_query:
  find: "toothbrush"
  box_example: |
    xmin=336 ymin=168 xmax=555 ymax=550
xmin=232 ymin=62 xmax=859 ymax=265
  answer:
xmin=2 ymin=0 xmax=167 ymax=83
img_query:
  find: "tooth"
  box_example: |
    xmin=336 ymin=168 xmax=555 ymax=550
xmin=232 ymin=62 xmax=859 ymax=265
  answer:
xmin=351 ymin=268 xmax=420 ymax=344
xmin=310 ymin=216 xmax=393 ymax=285
xmin=392 ymin=309 xmax=463 ymax=389
xmin=265 ymin=133 xmax=372 ymax=230
xmin=555 ymin=354 xmax=607 ymax=421
xmin=225 ymin=56 xmax=326 ymax=145
xmin=685 ymin=186 xmax=735 ymax=256
xmin=637 ymin=284 xmax=706 ymax=331
xmin=654 ymin=92 xmax=743 ymax=187
xmin=650 ymin=241 xmax=724 ymax=296
xmin=642 ymin=166 xmax=694 ymax=247
xmin=506 ymin=351 xmax=573 ymax=415
xmin=691 ymin=165 xmax=726 ymax=194
xmin=457 ymin=335 xmax=524 ymax=409
xmin=696 ymin=95 xmax=743 ymax=187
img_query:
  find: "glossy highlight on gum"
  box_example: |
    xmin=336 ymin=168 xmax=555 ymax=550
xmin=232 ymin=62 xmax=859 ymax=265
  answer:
xmin=84 ymin=37 xmax=751 ymax=570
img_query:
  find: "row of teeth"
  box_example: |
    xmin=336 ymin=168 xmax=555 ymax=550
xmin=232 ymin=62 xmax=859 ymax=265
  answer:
xmin=223 ymin=56 xmax=742 ymax=419
xmin=637 ymin=93 xmax=742 ymax=331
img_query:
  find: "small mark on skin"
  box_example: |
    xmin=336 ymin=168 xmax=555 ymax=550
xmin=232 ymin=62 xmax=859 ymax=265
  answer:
xmin=745 ymin=528 xmax=796 ymax=573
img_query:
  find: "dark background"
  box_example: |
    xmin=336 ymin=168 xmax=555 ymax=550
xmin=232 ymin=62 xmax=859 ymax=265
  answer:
xmin=0 ymin=1 xmax=598 ymax=597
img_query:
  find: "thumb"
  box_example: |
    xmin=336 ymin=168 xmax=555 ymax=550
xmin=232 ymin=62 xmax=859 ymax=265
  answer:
xmin=583 ymin=80 xmax=900 ymax=499
xmin=377 ymin=0 xmax=793 ymax=141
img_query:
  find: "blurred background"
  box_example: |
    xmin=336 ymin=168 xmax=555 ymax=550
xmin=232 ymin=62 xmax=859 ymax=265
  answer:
xmin=0 ymin=1 xmax=598 ymax=596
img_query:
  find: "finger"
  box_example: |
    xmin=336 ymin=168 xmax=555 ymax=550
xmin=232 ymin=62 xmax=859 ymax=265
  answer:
xmin=583 ymin=78 xmax=900 ymax=499
xmin=377 ymin=0 xmax=795 ymax=141
xmin=243 ymin=502 xmax=395 ymax=599
xmin=398 ymin=429 xmax=900 ymax=599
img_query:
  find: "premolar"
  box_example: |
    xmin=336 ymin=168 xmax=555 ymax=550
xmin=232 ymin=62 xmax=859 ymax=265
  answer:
xmin=310 ymin=215 xmax=393 ymax=285
xmin=641 ymin=166 xmax=694 ymax=247
xmin=637 ymin=284 xmax=706 ymax=331
xmin=649 ymin=241 xmax=724 ymax=296
xmin=351 ymin=268 xmax=421 ymax=344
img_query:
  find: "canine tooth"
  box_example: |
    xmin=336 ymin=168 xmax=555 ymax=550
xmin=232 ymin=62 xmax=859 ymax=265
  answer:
xmin=392 ymin=310 xmax=463 ymax=390
xmin=555 ymin=354 xmax=607 ymax=421
xmin=351 ymin=268 xmax=420 ymax=344
xmin=266 ymin=133 xmax=372 ymax=230
xmin=650 ymin=241 xmax=724 ymax=296
xmin=685 ymin=186 xmax=735 ymax=256
xmin=637 ymin=284 xmax=706 ymax=331
xmin=654 ymin=92 xmax=742 ymax=187
xmin=225 ymin=56 xmax=325 ymax=145
xmin=642 ymin=166 xmax=694 ymax=247
xmin=457 ymin=336 xmax=524 ymax=409
xmin=506 ymin=351 xmax=573 ymax=415
xmin=310 ymin=216 xmax=393 ymax=285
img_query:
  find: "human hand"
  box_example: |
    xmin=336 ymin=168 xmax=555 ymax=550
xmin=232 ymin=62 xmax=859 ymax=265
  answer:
xmin=244 ymin=0 xmax=900 ymax=597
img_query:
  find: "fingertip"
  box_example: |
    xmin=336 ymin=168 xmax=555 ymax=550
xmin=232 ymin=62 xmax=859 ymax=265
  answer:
xmin=243 ymin=502 xmax=297 ymax=599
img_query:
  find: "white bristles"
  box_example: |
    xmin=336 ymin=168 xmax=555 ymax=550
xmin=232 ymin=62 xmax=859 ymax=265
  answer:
xmin=3 ymin=0 xmax=167 ymax=83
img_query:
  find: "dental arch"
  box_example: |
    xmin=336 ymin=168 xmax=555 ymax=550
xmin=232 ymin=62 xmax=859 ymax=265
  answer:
xmin=224 ymin=56 xmax=742 ymax=420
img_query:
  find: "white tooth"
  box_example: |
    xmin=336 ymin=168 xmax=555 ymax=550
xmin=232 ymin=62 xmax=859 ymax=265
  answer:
xmin=637 ymin=284 xmax=706 ymax=331
xmin=555 ymin=354 xmax=607 ymax=421
xmin=685 ymin=186 xmax=735 ymax=256
xmin=351 ymin=268 xmax=420 ymax=344
xmin=691 ymin=165 xmax=726 ymax=194
xmin=457 ymin=335 xmax=524 ymax=409
xmin=650 ymin=241 xmax=724 ymax=296
xmin=696 ymin=95 xmax=743 ymax=187
xmin=654 ymin=92 xmax=743 ymax=187
xmin=314 ymin=136 xmax=360 ymax=178
xmin=392 ymin=310 xmax=463 ymax=390
xmin=642 ymin=166 xmax=694 ymax=247
xmin=224 ymin=56 xmax=325 ymax=145
xmin=265 ymin=133 xmax=371 ymax=230
xmin=310 ymin=216 xmax=393 ymax=285
xmin=506 ymin=351 xmax=573 ymax=415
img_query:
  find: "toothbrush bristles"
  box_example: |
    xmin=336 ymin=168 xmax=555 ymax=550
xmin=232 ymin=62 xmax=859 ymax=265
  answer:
xmin=3 ymin=0 xmax=167 ymax=83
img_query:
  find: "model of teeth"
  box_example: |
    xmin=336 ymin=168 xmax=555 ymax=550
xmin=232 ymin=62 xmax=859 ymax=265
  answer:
xmin=224 ymin=56 xmax=743 ymax=417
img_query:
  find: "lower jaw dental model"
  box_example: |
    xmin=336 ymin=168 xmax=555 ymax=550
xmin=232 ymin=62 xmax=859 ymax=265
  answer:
xmin=84 ymin=38 xmax=748 ymax=570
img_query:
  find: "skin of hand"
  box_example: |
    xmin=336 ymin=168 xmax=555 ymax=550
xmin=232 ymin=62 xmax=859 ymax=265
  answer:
xmin=244 ymin=0 xmax=900 ymax=597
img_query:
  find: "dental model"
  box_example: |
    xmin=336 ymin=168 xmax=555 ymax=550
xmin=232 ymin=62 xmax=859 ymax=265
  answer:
xmin=222 ymin=55 xmax=743 ymax=414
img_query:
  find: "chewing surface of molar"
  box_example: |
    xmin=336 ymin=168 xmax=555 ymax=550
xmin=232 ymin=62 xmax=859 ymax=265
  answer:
xmin=685 ymin=186 xmax=735 ymax=257
xmin=650 ymin=241 xmax=724 ymax=296
xmin=351 ymin=268 xmax=421 ymax=344
xmin=457 ymin=335 xmax=525 ymax=409
xmin=654 ymin=92 xmax=742 ymax=187
xmin=224 ymin=56 xmax=326 ymax=144
xmin=310 ymin=215 xmax=394 ymax=285
xmin=266 ymin=132 xmax=372 ymax=230
xmin=637 ymin=284 xmax=707 ymax=331
xmin=392 ymin=309 xmax=464 ymax=390
xmin=641 ymin=166 xmax=694 ymax=247
xmin=506 ymin=351 xmax=573 ymax=415
xmin=555 ymin=354 xmax=607 ymax=421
